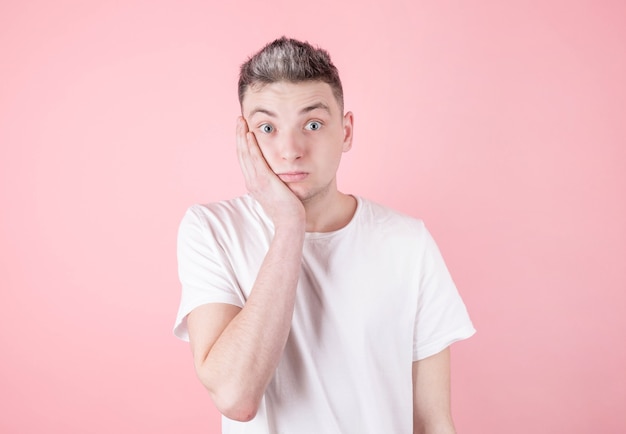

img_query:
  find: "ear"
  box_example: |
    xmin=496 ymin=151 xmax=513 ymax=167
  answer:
xmin=342 ymin=111 xmax=354 ymax=152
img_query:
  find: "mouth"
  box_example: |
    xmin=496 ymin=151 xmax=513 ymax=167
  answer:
xmin=277 ymin=172 xmax=309 ymax=182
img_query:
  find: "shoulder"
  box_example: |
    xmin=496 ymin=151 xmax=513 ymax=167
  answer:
xmin=178 ymin=195 xmax=272 ymax=248
xmin=185 ymin=195 xmax=258 ymax=220
xmin=182 ymin=195 xmax=267 ymax=229
xmin=355 ymin=196 xmax=427 ymax=236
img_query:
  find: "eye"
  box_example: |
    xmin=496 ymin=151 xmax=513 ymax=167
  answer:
xmin=259 ymin=123 xmax=274 ymax=134
xmin=305 ymin=121 xmax=322 ymax=131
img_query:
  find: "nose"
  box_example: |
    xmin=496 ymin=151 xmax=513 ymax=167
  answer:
xmin=278 ymin=129 xmax=303 ymax=162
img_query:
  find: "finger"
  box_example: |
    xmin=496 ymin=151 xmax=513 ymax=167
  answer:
xmin=242 ymin=137 xmax=271 ymax=188
xmin=236 ymin=118 xmax=253 ymax=167
xmin=236 ymin=117 xmax=249 ymax=155
xmin=236 ymin=117 xmax=281 ymax=192
xmin=242 ymin=132 xmax=260 ymax=178
xmin=245 ymin=131 xmax=273 ymax=175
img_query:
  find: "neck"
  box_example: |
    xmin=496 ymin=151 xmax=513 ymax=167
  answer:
xmin=303 ymin=189 xmax=356 ymax=233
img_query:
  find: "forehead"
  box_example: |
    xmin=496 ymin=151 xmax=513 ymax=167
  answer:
xmin=242 ymin=81 xmax=339 ymax=117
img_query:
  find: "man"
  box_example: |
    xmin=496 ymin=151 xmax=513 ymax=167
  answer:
xmin=174 ymin=37 xmax=475 ymax=434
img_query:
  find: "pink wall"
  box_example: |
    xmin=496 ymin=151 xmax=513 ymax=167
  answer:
xmin=1 ymin=1 xmax=624 ymax=433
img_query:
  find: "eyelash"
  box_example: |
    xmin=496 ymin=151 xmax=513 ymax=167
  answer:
xmin=259 ymin=123 xmax=274 ymax=134
xmin=258 ymin=121 xmax=323 ymax=134
xmin=305 ymin=121 xmax=322 ymax=131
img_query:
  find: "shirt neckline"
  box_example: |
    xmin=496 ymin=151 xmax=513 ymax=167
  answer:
xmin=304 ymin=195 xmax=361 ymax=240
xmin=245 ymin=194 xmax=362 ymax=240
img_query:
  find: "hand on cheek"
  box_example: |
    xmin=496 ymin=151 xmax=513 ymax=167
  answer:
xmin=236 ymin=117 xmax=305 ymax=228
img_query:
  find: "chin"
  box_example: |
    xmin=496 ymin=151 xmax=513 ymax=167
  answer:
xmin=292 ymin=191 xmax=312 ymax=203
xmin=286 ymin=186 xmax=310 ymax=201
xmin=294 ymin=187 xmax=331 ymax=205
xmin=288 ymin=179 xmax=333 ymax=203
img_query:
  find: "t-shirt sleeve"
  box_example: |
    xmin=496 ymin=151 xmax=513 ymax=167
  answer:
xmin=413 ymin=227 xmax=475 ymax=360
xmin=173 ymin=206 xmax=245 ymax=342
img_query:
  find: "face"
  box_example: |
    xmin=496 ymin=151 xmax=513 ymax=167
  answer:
xmin=242 ymin=80 xmax=353 ymax=204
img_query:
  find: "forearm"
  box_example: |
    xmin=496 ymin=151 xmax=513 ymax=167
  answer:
xmin=414 ymin=418 xmax=456 ymax=434
xmin=413 ymin=349 xmax=456 ymax=434
xmin=196 ymin=223 xmax=305 ymax=420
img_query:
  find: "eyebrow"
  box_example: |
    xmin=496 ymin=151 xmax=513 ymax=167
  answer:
xmin=248 ymin=107 xmax=277 ymax=119
xmin=248 ymin=102 xmax=331 ymax=119
xmin=299 ymin=102 xmax=331 ymax=115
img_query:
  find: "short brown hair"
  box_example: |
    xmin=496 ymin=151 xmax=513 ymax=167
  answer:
xmin=238 ymin=37 xmax=344 ymax=111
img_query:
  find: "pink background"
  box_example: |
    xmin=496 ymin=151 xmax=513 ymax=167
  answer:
xmin=1 ymin=1 xmax=624 ymax=433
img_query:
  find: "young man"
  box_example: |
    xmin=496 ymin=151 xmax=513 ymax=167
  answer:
xmin=174 ymin=37 xmax=475 ymax=434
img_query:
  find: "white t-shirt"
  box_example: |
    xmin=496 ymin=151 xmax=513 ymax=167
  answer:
xmin=174 ymin=195 xmax=475 ymax=434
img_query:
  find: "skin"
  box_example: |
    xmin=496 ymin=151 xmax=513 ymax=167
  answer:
xmin=241 ymin=80 xmax=356 ymax=232
xmin=186 ymin=80 xmax=456 ymax=432
xmin=413 ymin=348 xmax=456 ymax=434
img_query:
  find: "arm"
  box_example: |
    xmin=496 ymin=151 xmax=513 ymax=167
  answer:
xmin=187 ymin=118 xmax=305 ymax=422
xmin=413 ymin=347 xmax=456 ymax=434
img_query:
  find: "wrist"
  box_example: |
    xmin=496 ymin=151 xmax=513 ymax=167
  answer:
xmin=273 ymin=209 xmax=306 ymax=233
xmin=274 ymin=219 xmax=305 ymax=237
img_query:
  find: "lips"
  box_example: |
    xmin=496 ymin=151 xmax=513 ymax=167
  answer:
xmin=277 ymin=172 xmax=308 ymax=182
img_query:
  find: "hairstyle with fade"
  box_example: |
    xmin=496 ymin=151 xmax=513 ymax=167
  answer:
xmin=238 ymin=37 xmax=344 ymax=112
